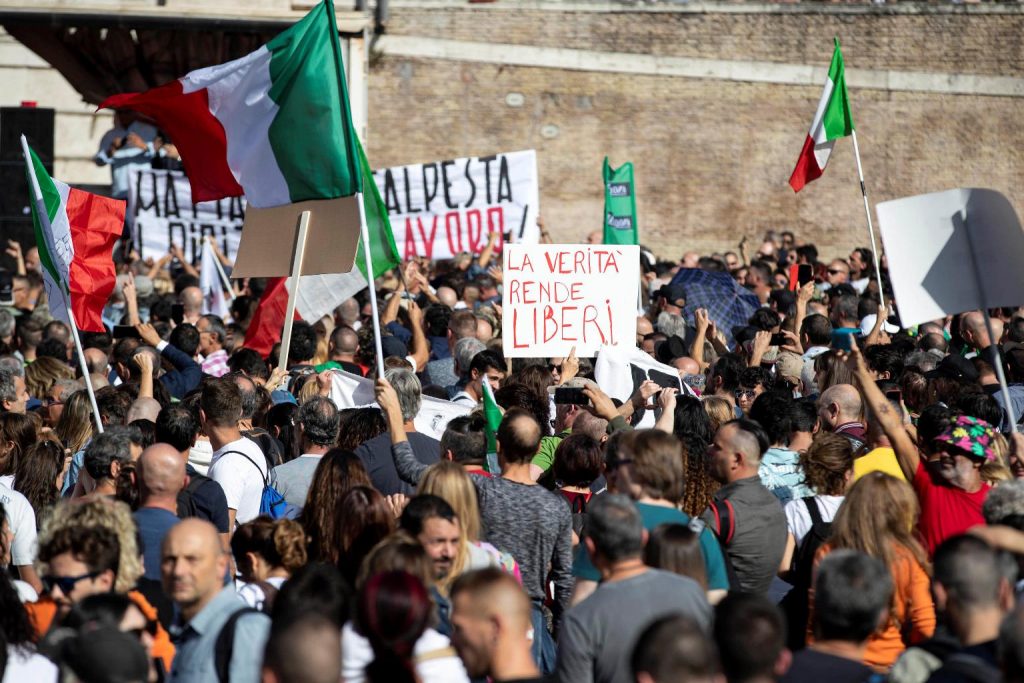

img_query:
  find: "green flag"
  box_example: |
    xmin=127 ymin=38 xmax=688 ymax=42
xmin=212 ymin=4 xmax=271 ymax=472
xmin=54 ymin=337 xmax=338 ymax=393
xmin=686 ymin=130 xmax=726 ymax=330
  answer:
xmin=603 ymin=157 xmax=638 ymax=245
xmin=482 ymin=379 xmax=503 ymax=474
xmin=355 ymin=136 xmax=400 ymax=280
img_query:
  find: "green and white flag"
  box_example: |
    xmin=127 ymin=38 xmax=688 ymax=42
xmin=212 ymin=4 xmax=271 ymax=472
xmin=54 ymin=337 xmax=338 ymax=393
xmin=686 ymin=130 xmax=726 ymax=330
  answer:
xmin=603 ymin=157 xmax=638 ymax=245
xmin=481 ymin=379 xmax=503 ymax=474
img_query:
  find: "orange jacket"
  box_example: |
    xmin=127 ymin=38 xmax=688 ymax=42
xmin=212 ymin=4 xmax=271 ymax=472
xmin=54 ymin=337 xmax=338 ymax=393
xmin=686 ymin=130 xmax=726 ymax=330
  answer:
xmin=26 ymin=591 xmax=175 ymax=673
xmin=808 ymin=543 xmax=936 ymax=670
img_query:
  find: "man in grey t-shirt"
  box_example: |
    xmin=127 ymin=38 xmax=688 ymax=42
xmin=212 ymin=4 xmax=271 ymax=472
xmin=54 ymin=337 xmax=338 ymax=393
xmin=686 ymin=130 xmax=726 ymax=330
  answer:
xmin=556 ymin=494 xmax=711 ymax=683
xmin=271 ymin=396 xmax=339 ymax=509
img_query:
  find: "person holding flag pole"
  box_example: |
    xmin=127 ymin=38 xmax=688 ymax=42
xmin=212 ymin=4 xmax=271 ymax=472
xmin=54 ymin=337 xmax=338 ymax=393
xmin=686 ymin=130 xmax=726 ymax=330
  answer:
xmin=789 ymin=37 xmax=887 ymax=309
xmin=20 ymin=136 xmax=124 ymax=434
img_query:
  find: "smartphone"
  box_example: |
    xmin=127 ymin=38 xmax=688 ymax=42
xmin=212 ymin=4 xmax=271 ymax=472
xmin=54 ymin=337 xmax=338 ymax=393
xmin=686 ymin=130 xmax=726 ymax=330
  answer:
xmin=885 ymin=389 xmax=902 ymax=403
xmin=112 ymin=325 xmax=141 ymax=340
xmin=798 ymin=264 xmax=814 ymax=286
xmin=554 ymin=387 xmax=588 ymax=405
xmin=171 ymin=303 xmax=184 ymax=325
xmin=770 ymin=333 xmax=787 ymax=346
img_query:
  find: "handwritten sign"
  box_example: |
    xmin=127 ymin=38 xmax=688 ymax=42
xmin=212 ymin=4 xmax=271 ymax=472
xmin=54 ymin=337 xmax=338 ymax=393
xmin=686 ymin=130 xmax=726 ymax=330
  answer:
xmin=373 ymin=150 xmax=539 ymax=261
xmin=502 ymin=244 xmax=639 ymax=358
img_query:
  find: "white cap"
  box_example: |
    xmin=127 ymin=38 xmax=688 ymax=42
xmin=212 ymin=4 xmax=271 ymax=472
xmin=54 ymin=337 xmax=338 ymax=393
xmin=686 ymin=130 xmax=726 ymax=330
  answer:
xmin=859 ymin=314 xmax=899 ymax=337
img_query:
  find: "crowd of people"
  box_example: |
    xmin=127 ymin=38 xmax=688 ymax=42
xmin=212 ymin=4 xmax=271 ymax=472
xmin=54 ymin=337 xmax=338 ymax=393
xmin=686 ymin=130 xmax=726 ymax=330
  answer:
xmin=3 ymin=225 xmax=1024 ymax=683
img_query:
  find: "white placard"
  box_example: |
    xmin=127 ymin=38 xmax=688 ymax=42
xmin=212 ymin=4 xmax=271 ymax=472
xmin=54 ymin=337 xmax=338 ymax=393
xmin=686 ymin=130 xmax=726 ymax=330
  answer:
xmin=502 ymin=244 xmax=640 ymax=358
xmin=877 ymin=188 xmax=1024 ymax=328
xmin=373 ymin=149 xmax=539 ymax=261
xmin=594 ymin=345 xmax=687 ymax=428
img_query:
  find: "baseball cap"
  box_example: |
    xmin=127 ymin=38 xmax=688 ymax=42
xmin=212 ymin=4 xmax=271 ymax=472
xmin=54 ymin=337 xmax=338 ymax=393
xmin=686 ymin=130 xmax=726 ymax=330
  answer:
xmin=657 ymin=283 xmax=687 ymax=308
xmin=381 ymin=335 xmax=409 ymax=360
xmin=775 ymin=351 xmax=804 ymax=385
xmin=859 ymin=314 xmax=900 ymax=337
xmin=924 ymin=354 xmax=979 ymax=383
xmin=133 ymin=274 xmax=155 ymax=299
xmin=547 ymin=377 xmax=598 ymax=395
xmin=933 ymin=415 xmax=998 ymax=461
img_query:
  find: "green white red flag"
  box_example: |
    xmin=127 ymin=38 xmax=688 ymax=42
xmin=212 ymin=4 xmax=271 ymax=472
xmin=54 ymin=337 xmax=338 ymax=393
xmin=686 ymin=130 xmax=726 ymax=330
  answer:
xmin=789 ymin=39 xmax=855 ymax=192
xmin=481 ymin=379 xmax=503 ymax=474
xmin=23 ymin=140 xmax=125 ymax=332
xmin=98 ymin=0 xmax=361 ymax=207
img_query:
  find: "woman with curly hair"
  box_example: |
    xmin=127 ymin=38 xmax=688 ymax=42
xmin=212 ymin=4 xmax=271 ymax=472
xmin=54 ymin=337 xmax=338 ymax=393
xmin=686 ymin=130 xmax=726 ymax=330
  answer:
xmin=672 ymin=396 xmax=720 ymax=518
xmin=299 ymin=449 xmax=372 ymax=565
xmin=232 ymin=517 xmax=308 ymax=611
xmin=0 ymin=412 xmax=35 ymax=488
xmin=13 ymin=440 xmax=67 ymax=523
xmin=336 ymin=407 xmax=387 ymax=452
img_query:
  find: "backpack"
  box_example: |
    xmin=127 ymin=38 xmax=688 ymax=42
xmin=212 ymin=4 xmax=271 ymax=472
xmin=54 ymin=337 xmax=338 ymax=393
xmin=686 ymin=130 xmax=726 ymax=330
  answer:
xmin=780 ymin=497 xmax=833 ymax=650
xmin=176 ymin=474 xmax=209 ymax=520
xmin=214 ymin=607 xmax=260 ymax=683
xmin=225 ymin=450 xmax=288 ymax=520
xmin=707 ymin=499 xmax=742 ymax=590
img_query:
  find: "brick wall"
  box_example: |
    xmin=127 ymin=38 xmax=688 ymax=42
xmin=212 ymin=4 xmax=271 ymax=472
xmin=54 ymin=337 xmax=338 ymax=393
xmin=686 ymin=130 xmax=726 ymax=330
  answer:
xmin=367 ymin=4 xmax=1024 ymax=262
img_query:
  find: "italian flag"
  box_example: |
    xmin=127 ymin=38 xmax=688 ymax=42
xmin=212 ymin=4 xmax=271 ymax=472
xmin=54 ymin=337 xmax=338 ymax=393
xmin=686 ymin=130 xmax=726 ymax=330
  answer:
xmin=481 ymin=380 xmax=503 ymax=474
xmin=789 ymin=39 xmax=855 ymax=193
xmin=98 ymin=0 xmax=361 ymax=208
xmin=23 ymin=141 xmax=125 ymax=332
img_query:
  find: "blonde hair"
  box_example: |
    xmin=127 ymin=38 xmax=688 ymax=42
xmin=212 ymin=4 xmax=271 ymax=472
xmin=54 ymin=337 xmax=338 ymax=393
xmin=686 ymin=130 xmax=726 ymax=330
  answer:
xmin=418 ymin=461 xmax=482 ymax=541
xmin=54 ymin=390 xmax=95 ymax=454
xmin=983 ymin=433 xmax=1013 ymax=484
xmin=25 ymin=356 xmax=75 ymax=399
xmin=701 ymin=396 xmax=734 ymax=433
xmin=40 ymin=498 xmax=142 ymax=592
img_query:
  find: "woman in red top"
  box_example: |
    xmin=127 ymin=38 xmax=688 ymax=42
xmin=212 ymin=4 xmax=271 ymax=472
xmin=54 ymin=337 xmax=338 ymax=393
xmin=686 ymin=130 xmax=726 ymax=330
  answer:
xmin=553 ymin=434 xmax=603 ymax=546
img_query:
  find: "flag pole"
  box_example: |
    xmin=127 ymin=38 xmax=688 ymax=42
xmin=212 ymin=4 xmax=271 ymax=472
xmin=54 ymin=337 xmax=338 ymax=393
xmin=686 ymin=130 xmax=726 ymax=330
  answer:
xmin=357 ymin=192 xmax=386 ymax=379
xmin=205 ymin=236 xmax=237 ymax=301
xmin=19 ymin=135 xmax=104 ymax=433
xmin=849 ymin=130 xmax=886 ymax=309
xmin=961 ymin=214 xmax=1018 ymax=432
xmin=277 ymin=211 xmax=311 ymax=375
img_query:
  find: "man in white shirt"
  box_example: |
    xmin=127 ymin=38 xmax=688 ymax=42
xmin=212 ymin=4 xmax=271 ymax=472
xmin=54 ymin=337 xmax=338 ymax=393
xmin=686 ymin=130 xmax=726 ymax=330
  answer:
xmin=201 ymin=378 xmax=267 ymax=530
xmin=452 ymin=350 xmax=506 ymax=408
xmin=272 ymin=397 xmax=338 ymax=509
xmin=1 ymin=483 xmax=40 ymax=593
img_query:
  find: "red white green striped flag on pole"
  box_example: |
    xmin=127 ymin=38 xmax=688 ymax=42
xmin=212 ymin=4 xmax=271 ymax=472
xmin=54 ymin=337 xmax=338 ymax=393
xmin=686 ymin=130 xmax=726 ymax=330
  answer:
xmin=789 ymin=39 xmax=855 ymax=193
xmin=22 ymin=139 xmax=125 ymax=332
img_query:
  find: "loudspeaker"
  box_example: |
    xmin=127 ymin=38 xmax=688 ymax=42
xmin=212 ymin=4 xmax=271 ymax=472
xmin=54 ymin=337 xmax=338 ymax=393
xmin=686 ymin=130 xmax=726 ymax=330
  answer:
xmin=0 ymin=162 xmax=30 ymax=218
xmin=0 ymin=106 xmax=54 ymax=165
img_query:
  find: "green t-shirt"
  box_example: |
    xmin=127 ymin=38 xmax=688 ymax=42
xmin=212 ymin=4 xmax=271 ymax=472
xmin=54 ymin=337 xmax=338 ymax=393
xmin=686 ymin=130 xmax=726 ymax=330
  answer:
xmin=572 ymin=502 xmax=730 ymax=591
xmin=532 ymin=431 xmax=570 ymax=472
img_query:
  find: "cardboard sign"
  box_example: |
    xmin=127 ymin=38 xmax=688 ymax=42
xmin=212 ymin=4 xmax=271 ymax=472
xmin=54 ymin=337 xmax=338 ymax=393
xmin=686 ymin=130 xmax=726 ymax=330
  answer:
xmin=373 ymin=150 xmax=539 ymax=261
xmin=502 ymin=244 xmax=640 ymax=358
xmin=129 ymin=169 xmax=244 ymax=264
xmin=877 ymin=188 xmax=1024 ymax=327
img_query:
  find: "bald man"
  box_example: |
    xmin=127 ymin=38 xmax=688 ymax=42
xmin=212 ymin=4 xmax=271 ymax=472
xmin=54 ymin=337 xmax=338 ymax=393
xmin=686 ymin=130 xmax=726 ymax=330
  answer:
xmin=135 ymin=444 xmax=185 ymax=580
xmin=179 ymin=286 xmax=203 ymax=325
xmin=162 ymin=519 xmax=270 ymax=682
xmin=960 ymin=309 xmax=1004 ymax=370
xmin=450 ymin=568 xmax=540 ymax=681
xmin=672 ymin=356 xmax=700 ymax=377
xmin=817 ymin=383 xmax=866 ymax=452
xmin=323 ymin=325 xmax=363 ymax=375
xmin=703 ymin=419 xmax=786 ymax=594
xmin=636 ymin=316 xmax=654 ymax=344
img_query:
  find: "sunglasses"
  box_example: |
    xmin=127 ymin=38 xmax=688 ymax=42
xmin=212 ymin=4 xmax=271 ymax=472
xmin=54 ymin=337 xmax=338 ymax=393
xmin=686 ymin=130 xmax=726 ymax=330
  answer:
xmin=42 ymin=570 xmax=102 ymax=595
xmin=735 ymin=389 xmax=758 ymax=399
xmin=41 ymin=397 xmax=64 ymax=407
xmin=549 ymin=364 xmax=561 ymax=372
xmin=126 ymin=619 xmax=160 ymax=640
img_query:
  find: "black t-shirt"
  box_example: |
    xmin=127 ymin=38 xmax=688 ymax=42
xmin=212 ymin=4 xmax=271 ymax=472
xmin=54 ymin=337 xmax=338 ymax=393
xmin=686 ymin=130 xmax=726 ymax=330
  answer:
xmin=780 ymin=649 xmax=874 ymax=683
xmin=354 ymin=431 xmax=440 ymax=495
xmin=183 ymin=464 xmax=231 ymax=533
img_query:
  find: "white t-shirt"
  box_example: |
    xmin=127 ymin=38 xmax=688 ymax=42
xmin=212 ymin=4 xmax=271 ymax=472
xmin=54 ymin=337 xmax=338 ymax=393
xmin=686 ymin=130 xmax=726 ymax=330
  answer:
xmin=784 ymin=494 xmax=844 ymax=546
xmin=341 ymin=623 xmax=469 ymax=683
xmin=3 ymin=644 xmax=58 ymax=683
xmin=236 ymin=576 xmax=286 ymax=611
xmin=0 ymin=484 xmax=37 ymax=566
xmin=208 ymin=437 xmax=268 ymax=526
xmin=0 ymin=474 xmax=13 ymax=489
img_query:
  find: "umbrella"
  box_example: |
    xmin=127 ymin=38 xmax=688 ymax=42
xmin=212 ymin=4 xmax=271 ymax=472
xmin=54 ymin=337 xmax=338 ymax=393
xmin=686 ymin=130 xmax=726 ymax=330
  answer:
xmin=669 ymin=268 xmax=761 ymax=349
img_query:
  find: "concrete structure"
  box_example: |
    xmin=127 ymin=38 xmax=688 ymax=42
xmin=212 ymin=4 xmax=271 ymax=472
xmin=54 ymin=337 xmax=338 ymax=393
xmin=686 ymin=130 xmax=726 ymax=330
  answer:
xmin=3 ymin=0 xmax=1022 ymax=261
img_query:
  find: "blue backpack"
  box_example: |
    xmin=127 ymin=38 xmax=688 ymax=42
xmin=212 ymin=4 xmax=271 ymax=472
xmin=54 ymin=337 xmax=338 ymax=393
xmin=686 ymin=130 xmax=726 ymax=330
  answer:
xmin=225 ymin=450 xmax=289 ymax=520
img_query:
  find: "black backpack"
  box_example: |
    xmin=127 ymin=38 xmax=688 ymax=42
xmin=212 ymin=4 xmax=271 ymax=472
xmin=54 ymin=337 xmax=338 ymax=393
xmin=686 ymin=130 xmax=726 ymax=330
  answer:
xmin=214 ymin=607 xmax=261 ymax=683
xmin=176 ymin=474 xmax=209 ymax=520
xmin=781 ymin=497 xmax=833 ymax=650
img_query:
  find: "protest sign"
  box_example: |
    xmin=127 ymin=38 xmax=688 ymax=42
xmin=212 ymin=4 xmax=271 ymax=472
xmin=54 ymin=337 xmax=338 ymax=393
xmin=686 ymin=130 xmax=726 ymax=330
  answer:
xmin=129 ymin=169 xmax=245 ymax=264
xmin=603 ymin=158 xmax=638 ymax=246
xmin=327 ymin=370 xmax=470 ymax=441
xmin=877 ymin=188 xmax=1024 ymax=328
xmin=373 ymin=150 xmax=539 ymax=261
xmin=594 ymin=345 xmax=686 ymax=428
xmin=502 ymin=244 xmax=640 ymax=358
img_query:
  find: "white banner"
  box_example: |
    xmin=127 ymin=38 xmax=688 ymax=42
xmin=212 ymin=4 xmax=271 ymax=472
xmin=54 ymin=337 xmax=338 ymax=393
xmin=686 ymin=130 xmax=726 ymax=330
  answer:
xmin=502 ymin=244 xmax=640 ymax=358
xmin=373 ymin=149 xmax=539 ymax=261
xmin=327 ymin=370 xmax=471 ymax=441
xmin=129 ymin=169 xmax=245 ymax=265
xmin=594 ymin=345 xmax=688 ymax=428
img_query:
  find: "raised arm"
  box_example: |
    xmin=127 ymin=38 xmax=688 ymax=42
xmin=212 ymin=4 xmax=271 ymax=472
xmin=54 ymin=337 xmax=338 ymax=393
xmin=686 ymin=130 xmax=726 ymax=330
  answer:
xmin=477 ymin=230 xmax=499 ymax=269
xmin=376 ymin=378 xmax=429 ymax=484
xmin=406 ymin=301 xmax=429 ymax=373
xmin=793 ymin=280 xmax=815 ymax=337
xmin=845 ymin=340 xmax=919 ymax=480
xmin=122 ymin=272 xmax=141 ymax=326
xmin=692 ymin=308 xmax=709 ymax=371
xmin=863 ymin=303 xmax=889 ymax=348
